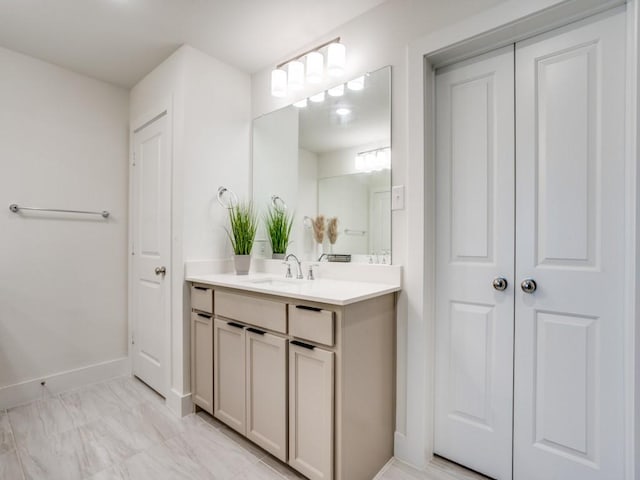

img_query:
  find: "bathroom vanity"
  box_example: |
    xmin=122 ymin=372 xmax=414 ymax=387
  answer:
xmin=186 ymin=272 xmax=399 ymax=480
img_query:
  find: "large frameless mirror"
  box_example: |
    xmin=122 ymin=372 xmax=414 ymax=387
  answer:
xmin=252 ymin=65 xmax=391 ymax=263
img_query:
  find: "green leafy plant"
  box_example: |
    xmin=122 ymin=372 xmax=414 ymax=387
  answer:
xmin=225 ymin=202 xmax=258 ymax=255
xmin=265 ymin=206 xmax=294 ymax=255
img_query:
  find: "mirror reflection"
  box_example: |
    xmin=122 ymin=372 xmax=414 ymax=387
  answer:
xmin=252 ymin=66 xmax=391 ymax=263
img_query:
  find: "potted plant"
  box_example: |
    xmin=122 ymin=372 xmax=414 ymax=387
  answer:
xmin=265 ymin=205 xmax=294 ymax=259
xmin=225 ymin=201 xmax=258 ymax=275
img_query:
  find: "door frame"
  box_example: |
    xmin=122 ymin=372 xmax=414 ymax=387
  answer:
xmin=128 ymin=98 xmax=173 ymax=399
xmin=403 ymin=1 xmax=639 ymax=477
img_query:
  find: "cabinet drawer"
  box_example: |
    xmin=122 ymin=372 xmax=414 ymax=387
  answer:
xmin=191 ymin=285 xmax=213 ymax=313
xmin=288 ymin=305 xmax=334 ymax=347
xmin=215 ymin=290 xmax=287 ymax=334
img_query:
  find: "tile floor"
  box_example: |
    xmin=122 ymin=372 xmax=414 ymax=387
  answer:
xmin=0 ymin=376 xmax=486 ymax=480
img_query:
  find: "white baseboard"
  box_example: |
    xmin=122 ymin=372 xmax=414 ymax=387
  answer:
xmin=0 ymin=357 xmax=129 ymax=409
xmin=393 ymin=431 xmax=427 ymax=471
xmin=165 ymin=388 xmax=193 ymax=417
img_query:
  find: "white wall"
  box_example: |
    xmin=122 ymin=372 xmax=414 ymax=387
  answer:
xmin=251 ymin=0 xmax=507 ymax=468
xmin=130 ymin=45 xmax=251 ymax=414
xmin=0 ymin=46 xmax=129 ymax=401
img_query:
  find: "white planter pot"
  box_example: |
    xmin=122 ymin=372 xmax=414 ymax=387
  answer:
xmin=234 ymin=255 xmax=251 ymax=275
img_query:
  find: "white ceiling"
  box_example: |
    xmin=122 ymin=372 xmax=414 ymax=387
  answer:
xmin=0 ymin=0 xmax=388 ymax=88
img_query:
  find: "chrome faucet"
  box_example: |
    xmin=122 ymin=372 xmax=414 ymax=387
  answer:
xmin=285 ymin=253 xmax=304 ymax=279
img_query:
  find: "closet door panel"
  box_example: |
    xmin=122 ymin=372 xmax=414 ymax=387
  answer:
xmin=514 ymin=10 xmax=626 ymax=480
xmin=434 ymin=46 xmax=515 ymax=480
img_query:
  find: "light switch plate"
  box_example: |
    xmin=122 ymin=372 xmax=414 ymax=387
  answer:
xmin=391 ymin=185 xmax=405 ymax=210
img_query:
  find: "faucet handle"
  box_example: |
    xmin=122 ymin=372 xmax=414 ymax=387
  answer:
xmin=282 ymin=261 xmax=292 ymax=278
xmin=307 ymin=264 xmax=320 ymax=280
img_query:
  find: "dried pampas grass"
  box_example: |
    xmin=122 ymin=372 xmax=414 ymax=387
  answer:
xmin=312 ymin=215 xmax=325 ymax=244
xmin=328 ymin=217 xmax=339 ymax=245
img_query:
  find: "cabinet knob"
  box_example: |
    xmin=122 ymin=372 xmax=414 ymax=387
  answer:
xmin=155 ymin=266 xmax=166 ymax=276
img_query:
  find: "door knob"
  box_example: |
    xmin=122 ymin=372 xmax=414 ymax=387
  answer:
xmin=155 ymin=266 xmax=167 ymax=276
xmin=520 ymin=279 xmax=537 ymax=294
xmin=492 ymin=277 xmax=508 ymax=291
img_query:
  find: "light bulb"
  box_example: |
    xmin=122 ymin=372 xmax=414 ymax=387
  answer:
xmin=309 ymin=91 xmax=325 ymax=103
xmin=306 ymin=51 xmax=323 ymax=84
xmin=336 ymin=107 xmax=350 ymax=116
xmin=327 ymin=43 xmax=346 ymax=77
xmin=347 ymin=76 xmax=365 ymax=91
xmin=271 ymin=68 xmax=287 ymax=97
xmin=288 ymin=61 xmax=304 ymax=91
xmin=293 ymin=98 xmax=308 ymax=108
xmin=328 ymin=84 xmax=344 ymax=97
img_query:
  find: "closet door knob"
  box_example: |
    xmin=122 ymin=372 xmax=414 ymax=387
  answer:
xmin=520 ymin=279 xmax=537 ymax=294
xmin=155 ymin=266 xmax=166 ymax=276
xmin=492 ymin=277 xmax=508 ymax=291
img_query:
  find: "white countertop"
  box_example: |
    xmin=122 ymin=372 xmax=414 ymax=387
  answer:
xmin=185 ymin=272 xmax=401 ymax=306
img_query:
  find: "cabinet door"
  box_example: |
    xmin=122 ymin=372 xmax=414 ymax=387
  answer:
xmin=246 ymin=329 xmax=287 ymax=461
xmin=213 ymin=318 xmax=246 ymax=434
xmin=191 ymin=312 xmax=213 ymax=414
xmin=288 ymin=342 xmax=334 ymax=480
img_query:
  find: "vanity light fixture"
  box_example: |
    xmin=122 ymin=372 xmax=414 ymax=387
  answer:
xmin=288 ymin=60 xmax=305 ymax=91
xmin=309 ymin=91 xmax=325 ymax=103
xmin=327 ymin=42 xmax=346 ymax=77
xmin=347 ymin=76 xmax=365 ymax=91
xmin=328 ymin=84 xmax=345 ymax=97
xmin=354 ymin=147 xmax=390 ymax=172
xmin=306 ymin=51 xmax=324 ymax=84
xmin=270 ymin=37 xmax=346 ymax=97
xmin=336 ymin=107 xmax=351 ymax=116
xmin=271 ymin=68 xmax=287 ymax=97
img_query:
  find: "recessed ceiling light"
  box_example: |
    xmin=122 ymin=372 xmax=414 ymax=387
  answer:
xmin=336 ymin=107 xmax=351 ymax=116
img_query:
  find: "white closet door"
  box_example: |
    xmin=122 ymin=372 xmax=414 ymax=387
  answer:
xmin=514 ymin=10 xmax=626 ymax=480
xmin=434 ymin=46 xmax=515 ymax=480
xmin=132 ymin=113 xmax=170 ymax=397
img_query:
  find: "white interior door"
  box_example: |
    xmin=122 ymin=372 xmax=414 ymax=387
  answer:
xmin=132 ymin=112 xmax=170 ymax=397
xmin=513 ymin=11 xmax=626 ymax=480
xmin=434 ymin=46 xmax=515 ymax=480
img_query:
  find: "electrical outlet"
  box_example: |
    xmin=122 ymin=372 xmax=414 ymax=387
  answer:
xmin=391 ymin=185 xmax=405 ymax=210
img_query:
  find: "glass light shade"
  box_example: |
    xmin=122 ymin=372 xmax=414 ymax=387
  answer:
xmin=309 ymin=91 xmax=325 ymax=103
xmin=336 ymin=107 xmax=350 ymax=116
xmin=288 ymin=61 xmax=304 ymax=91
xmin=271 ymin=68 xmax=287 ymax=97
xmin=327 ymin=84 xmax=344 ymax=97
xmin=306 ymin=51 xmax=324 ymax=84
xmin=293 ymin=98 xmax=308 ymax=108
xmin=327 ymin=43 xmax=346 ymax=77
xmin=347 ymin=75 xmax=365 ymax=91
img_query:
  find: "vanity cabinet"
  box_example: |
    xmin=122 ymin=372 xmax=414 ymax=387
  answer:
xmin=246 ymin=328 xmax=288 ymax=461
xmin=190 ymin=285 xmax=214 ymax=414
xmin=213 ymin=318 xmax=246 ymax=434
xmin=289 ymin=341 xmax=334 ymax=480
xmin=213 ymin=316 xmax=289 ymax=462
xmin=190 ymin=279 xmax=397 ymax=480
